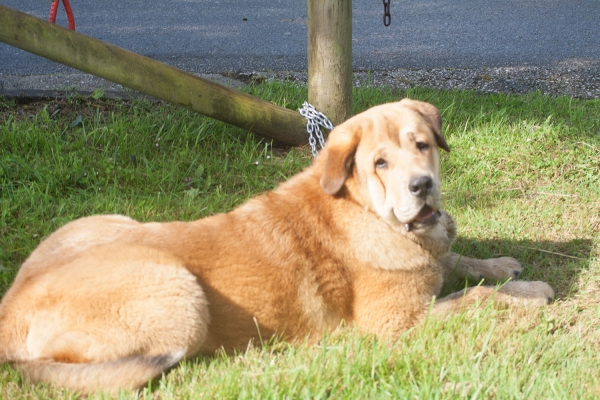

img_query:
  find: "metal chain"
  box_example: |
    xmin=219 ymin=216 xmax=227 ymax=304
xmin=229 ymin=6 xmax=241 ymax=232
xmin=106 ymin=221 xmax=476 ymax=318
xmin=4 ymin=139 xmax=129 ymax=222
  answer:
xmin=298 ymin=102 xmax=334 ymax=157
xmin=383 ymin=0 xmax=391 ymax=27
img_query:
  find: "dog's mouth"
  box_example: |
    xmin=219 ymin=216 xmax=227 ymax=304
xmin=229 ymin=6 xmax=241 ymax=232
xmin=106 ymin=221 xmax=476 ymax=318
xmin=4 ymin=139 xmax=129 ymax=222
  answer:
xmin=404 ymin=205 xmax=440 ymax=232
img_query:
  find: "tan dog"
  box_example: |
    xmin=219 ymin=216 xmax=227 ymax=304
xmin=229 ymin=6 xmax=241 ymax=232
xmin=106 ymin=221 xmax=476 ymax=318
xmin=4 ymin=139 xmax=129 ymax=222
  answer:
xmin=0 ymin=99 xmax=554 ymax=394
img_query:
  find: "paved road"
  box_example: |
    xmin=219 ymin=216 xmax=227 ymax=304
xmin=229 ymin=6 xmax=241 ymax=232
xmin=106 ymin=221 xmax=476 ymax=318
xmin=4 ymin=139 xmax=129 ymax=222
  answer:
xmin=1 ymin=0 xmax=599 ymax=76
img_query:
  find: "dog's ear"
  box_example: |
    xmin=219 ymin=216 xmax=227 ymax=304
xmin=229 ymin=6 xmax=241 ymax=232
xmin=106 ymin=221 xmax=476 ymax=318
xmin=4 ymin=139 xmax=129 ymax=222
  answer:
xmin=319 ymin=126 xmax=361 ymax=195
xmin=400 ymin=99 xmax=450 ymax=152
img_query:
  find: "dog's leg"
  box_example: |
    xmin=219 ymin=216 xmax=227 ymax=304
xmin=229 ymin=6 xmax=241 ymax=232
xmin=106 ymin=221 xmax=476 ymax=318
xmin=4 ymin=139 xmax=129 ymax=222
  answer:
xmin=440 ymin=252 xmax=523 ymax=283
xmin=431 ymin=281 xmax=554 ymax=316
xmin=352 ymin=268 xmax=444 ymax=340
xmin=3 ymin=244 xmax=210 ymax=394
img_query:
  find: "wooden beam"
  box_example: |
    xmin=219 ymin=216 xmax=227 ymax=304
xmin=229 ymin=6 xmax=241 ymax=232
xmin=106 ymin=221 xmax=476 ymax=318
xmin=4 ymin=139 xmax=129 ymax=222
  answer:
xmin=307 ymin=0 xmax=353 ymax=126
xmin=0 ymin=5 xmax=309 ymax=145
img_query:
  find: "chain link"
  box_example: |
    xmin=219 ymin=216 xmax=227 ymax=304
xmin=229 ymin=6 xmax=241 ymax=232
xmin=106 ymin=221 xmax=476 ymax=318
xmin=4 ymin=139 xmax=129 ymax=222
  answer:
xmin=298 ymin=102 xmax=334 ymax=157
xmin=383 ymin=0 xmax=391 ymax=27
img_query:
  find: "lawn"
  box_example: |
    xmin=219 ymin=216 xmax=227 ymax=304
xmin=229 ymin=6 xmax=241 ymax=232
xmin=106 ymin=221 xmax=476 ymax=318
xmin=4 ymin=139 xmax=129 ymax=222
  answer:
xmin=0 ymin=82 xmax=599 ymax=399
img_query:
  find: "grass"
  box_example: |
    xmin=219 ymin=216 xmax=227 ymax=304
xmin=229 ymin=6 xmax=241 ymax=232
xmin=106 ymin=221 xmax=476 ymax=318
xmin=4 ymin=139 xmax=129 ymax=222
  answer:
xmin=1 ymin=82 xmax=599 ymax=399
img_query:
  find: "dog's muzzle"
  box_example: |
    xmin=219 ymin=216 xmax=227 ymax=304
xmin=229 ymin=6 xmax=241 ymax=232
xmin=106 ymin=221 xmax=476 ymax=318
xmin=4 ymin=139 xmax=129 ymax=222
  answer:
xmin=404 ymin=205 xmax=441 ymax=232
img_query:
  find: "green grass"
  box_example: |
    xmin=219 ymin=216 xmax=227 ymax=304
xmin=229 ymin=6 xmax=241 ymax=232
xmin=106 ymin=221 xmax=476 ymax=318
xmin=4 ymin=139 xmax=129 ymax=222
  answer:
xmin=1 ymin=83 xmax=599 ymax=399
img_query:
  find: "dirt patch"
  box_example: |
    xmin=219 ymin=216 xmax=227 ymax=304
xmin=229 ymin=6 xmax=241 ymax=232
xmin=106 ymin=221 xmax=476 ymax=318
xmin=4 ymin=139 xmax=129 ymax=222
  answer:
xmin=0 ymin=96 xmax=155 ymax=124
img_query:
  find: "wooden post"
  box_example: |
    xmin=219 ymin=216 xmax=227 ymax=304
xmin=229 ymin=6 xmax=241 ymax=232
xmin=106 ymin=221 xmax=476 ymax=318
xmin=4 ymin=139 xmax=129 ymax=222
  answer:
xmin=0 ymin=5 xmax=309 ymax=145
xmin=307 ymin=0 xmax=353 ymax=126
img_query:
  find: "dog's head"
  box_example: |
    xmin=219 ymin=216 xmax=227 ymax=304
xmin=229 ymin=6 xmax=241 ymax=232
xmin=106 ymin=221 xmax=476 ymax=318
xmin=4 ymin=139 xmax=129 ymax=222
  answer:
xmin=317 ymin=99 xmax=449 ymax=233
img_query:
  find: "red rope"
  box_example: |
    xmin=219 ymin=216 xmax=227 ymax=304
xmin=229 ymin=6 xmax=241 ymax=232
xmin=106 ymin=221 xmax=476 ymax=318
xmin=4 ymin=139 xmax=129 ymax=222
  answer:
xmin=49 ymin=0 xmax=59 ymax=24
xmin=49 ymin=0 xmax=76 ymax=30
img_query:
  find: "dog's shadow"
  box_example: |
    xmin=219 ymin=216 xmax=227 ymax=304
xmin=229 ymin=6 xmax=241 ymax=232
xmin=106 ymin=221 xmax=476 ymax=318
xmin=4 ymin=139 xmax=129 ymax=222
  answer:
xmin=448 ymin=236 xmax=594 ymax=298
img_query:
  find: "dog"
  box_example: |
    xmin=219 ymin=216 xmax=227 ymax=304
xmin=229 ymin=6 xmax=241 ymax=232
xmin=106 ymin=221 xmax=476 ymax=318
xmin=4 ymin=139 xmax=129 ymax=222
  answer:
xmin=0 ymin=99 xmax=554 ymax=394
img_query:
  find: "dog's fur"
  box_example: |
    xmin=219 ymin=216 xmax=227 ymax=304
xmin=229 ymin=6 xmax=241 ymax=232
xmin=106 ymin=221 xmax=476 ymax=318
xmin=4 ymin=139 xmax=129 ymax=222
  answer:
xmin=0 ymin=99 xmax=554 ymax=394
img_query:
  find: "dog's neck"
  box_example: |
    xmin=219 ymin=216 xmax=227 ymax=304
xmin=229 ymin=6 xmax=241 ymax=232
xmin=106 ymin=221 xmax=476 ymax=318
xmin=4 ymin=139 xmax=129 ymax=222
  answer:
xmin=265 ymin=165 xmax=455 ymax=270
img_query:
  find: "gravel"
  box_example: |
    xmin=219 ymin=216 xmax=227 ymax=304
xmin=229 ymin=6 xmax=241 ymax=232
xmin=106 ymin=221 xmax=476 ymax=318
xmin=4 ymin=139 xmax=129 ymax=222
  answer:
xmin=247 ymin=61 xmax=600 ymax=100
xmin=1 ymin=61 xmax=599 ymax=100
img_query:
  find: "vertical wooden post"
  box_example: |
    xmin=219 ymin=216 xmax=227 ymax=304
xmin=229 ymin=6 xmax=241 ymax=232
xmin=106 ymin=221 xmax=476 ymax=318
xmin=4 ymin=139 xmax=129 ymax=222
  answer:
xmin=307 ymin=0 xmax=353 ymax=126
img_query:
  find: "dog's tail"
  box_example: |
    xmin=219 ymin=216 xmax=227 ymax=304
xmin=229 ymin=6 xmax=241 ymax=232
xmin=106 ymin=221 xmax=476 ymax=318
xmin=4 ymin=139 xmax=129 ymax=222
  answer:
xmin=12 ymin=351 xmax=185 ymax=395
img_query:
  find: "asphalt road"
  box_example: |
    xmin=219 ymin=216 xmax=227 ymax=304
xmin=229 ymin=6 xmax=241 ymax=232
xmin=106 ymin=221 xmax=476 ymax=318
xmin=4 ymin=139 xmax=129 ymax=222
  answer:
xmin=1 ymin=0 xmax=599 ymax=77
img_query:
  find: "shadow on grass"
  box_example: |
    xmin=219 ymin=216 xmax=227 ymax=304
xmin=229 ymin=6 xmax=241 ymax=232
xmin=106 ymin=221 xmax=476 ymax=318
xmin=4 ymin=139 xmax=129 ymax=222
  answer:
xmin=450 ymin=237 xmax=595 ymax=299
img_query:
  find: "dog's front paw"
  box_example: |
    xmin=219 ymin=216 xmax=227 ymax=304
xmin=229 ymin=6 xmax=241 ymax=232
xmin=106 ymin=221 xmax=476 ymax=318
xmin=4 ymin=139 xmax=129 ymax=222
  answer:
xmin=497 ymin=281 xmax=554 ymax=306
xmin=482 ymin=257 xmax=523 ymax=282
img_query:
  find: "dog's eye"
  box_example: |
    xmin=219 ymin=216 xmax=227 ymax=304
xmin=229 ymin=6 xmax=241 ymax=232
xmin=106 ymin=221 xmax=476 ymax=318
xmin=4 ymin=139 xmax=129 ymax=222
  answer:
xmin=375 ymin=158 xmax=387 ymax=169
xmin=416 ymin=142 xmax=430 ymax=152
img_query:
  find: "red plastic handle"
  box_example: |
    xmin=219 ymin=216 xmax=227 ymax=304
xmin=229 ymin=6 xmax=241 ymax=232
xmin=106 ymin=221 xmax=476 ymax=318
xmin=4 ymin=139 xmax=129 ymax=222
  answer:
xmin=49 ymin=0 xmax=59 ymax=23
xmin=62 ymin=0 xmax=76 ymax=30
xmin=49 ymin=0 xmax=76 ymax=30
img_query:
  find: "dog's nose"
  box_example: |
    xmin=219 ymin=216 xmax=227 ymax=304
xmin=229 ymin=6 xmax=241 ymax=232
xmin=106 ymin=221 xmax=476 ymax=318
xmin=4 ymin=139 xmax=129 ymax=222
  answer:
xmin=408 ymin=176 xmax=433 ymax=198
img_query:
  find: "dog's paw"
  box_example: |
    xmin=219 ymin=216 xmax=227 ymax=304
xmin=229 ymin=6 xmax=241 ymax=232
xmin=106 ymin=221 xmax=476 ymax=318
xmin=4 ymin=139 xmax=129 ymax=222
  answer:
xmin=497 ymin=281 xmax=554 ymax=307
xmin=481 ymin=257 xmax=523 ymax=282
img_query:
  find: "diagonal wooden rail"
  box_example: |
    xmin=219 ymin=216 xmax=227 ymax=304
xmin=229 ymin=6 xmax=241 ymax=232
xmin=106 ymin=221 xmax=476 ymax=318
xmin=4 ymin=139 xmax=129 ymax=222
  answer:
xmin=0 ymin=5 xmax=309 ymax=145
